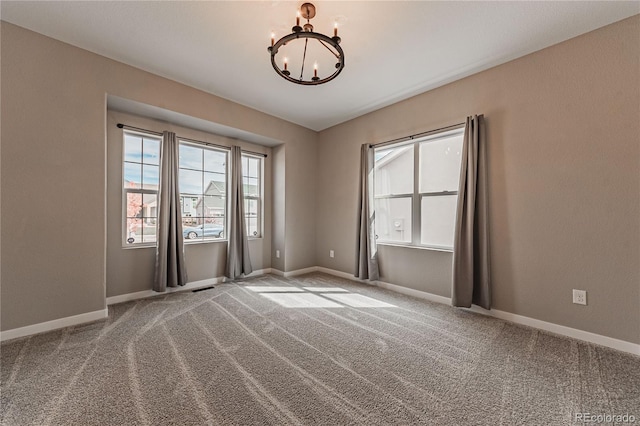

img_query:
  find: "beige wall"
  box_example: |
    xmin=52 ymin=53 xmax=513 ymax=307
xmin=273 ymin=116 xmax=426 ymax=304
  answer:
xmin=316 ymin=16 xmax=640 ymax=344
xmin=271 ymin=145 xmax=286 ymax=271
xmin=1 ymin=22 xmax=317 ymax=330
xmin=106 ymin=110 xmax=273 ymax=297
xmin=2 ymin=17 xmax=638 ymax=345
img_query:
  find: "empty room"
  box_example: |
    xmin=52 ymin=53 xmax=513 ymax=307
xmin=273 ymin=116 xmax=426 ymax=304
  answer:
xmin=1 ymin=1 xmax=639 ymax=425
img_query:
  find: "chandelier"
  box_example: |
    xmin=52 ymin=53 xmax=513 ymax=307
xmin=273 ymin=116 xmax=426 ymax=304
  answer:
xmin=268 ymin=2 xmax=345 ymax=85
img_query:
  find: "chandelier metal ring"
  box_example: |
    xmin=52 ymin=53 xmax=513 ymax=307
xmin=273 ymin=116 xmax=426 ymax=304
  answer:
xmin=268 ymin=3 xmax=345 ymax=86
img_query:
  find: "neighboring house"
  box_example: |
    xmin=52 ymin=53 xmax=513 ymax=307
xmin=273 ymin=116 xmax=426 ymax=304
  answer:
xmin=191 ymin=180 xmax=226 ymax=225
xmin=188 ymin=179 xmax=258 ymax=226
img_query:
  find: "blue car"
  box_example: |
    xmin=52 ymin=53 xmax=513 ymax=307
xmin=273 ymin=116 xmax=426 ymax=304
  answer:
xmin=183 ymin=224 xmax=224 ymax=239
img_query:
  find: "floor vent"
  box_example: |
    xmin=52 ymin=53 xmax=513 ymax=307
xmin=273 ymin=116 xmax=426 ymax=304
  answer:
xmin=192 ymin=286 xmax=215 ymax=293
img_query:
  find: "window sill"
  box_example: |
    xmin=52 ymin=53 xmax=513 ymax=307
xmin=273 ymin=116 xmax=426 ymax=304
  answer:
xmin=376 ymin=242 xmax=453 ymax=253
xmin=184 ymin=239 xmax=227 ymax=245
xmin=123 ymin=236 xmax=262 ymax=249
xmin=122 ymin=243 xmax=156 ymax=250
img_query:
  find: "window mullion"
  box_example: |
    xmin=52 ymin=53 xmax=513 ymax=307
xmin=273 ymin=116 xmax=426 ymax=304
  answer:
xmin=412 ymin=141 xmax=420 ymax=246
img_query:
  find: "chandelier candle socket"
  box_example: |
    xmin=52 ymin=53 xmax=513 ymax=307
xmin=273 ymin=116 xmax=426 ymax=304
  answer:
xmin=268 ymin=2 xmax=345 ymax=85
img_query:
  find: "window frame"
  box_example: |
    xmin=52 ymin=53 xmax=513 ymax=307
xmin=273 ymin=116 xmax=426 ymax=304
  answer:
xmin=242 ymin=153 xmax=264 ymax=239
xmin=121 ymin=129 xmax=162 ymax=248
xmin=178 ymin=139 xmax=229 ymax=245
xmin=373 ymin=126 xmax=464 ymax=251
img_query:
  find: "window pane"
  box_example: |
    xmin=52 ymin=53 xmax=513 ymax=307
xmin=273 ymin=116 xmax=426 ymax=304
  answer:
xmin=419 ymin=134 xmax=463 ymax=193
xmin=246 ymin=217 xmax=258 ymax=237
xmin=205 ymin=216 xmax=225 ymax=227
xmin=247 ymin=157 xmax=259 ymax=178
xmin=242 ymin=156 xmax=249 ymax=175
xmin=374 ymin=197 xmax=412 ymax=243
xmin=204 ymin=172 xmax=225 ymax=195
xmin=183 ymin=220 xmax=204 ymax=241
xmin=179 ymin=144 xmax=202 ymax=170
xmin=143 ymin=138 xmax=160 ymax=165
xmin=126 ymin=192 xmax=143 ymax=218
xmin=141 ymin=219 xmax=157 ymax=243
xmin=244 ymin=177 xmax=259 ymax=197
xmin=179 ymin=169 xmax=203 ymax=194
xmin=142 ymin=194 xmax=158 ymax=219
xmin=204 ymin=149 xmax=226 ymax=173
xmin=244 ymin=199 xmax=258 ymax=216
xmin=142 ymin=164 xmax=159 ymax=190
xmin=374 ymin=145 xmax=413 ymax=196
xmin=124 ymin=162 xmax=142 ymax=189
xmin=180 ymin=196 xmax=198 ymax=219
xmin=421 ymin=195 xmax=458 ymax=248
xmin=182 ymin=215 xmax=198 ymax=228
xmin=202 ymin=222 xmax=225 ymax=239
xmin=203 ymin=195 xmax=224 ymax=218
xmin=126 ymin=218 xmax=142 ymax=244
xmin=124 ymin=134 xmax=142 ymax=163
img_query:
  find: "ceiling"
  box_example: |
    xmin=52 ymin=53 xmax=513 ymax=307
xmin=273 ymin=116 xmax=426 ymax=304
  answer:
xmin=2 ymin=1 xmax=638 ymax=131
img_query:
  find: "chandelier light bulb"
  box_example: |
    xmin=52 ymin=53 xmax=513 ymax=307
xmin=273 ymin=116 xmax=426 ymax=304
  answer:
xmin=334 ymin=22 xmax=338 ymax=37
xmin=271 ymin=32 xmax=275 ymax=46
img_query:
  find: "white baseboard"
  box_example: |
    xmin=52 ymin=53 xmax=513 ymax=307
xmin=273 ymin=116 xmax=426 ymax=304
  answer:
xmin=284 ymin=266 xmax=319 ymax=277
xmin=269 ymin=267 xmax=319 ymax=277
xmin=106 ymin=268 xmax=274 ymax=305
xmin=5 ymin=266 xmax=637 ymax=355
xmin=315 ymin=266 xmax=640 ymax=356
xmin=1 ymin=308 xmax=108 ymax=342
xmin=244 ymin=268 xmax=272 ymax=278
xmin=469 ymin=306 xmax=640 ymax=356
xmin=106 ymin=277 xmax=223 ymax=305
xmin=375 ymin=280 xmax=451 ymax=305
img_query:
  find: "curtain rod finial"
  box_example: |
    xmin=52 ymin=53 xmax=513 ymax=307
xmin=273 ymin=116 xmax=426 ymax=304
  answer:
xmin=117 ymin=123 xmax=124 ymax=129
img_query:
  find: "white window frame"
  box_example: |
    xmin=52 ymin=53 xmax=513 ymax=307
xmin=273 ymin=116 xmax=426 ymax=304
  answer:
xmin=122 ymin=130 xmax=161 ymax=248
xmin=242 ymin=153 xmax=264 ymax=239
xmin=374 ymin=126 xmax=464 ymax=251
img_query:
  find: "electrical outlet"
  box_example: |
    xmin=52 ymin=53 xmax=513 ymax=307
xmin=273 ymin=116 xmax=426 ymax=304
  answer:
xmin=329 ymin=250 xmax=334 ymax=258
xmin=572 ymin=289 xmax=587 ymax=305
xmin=276 ymin=250 xmax=280 ymax=259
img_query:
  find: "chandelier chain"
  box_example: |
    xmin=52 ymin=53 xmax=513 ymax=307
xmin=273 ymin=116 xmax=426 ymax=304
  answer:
xmin=317 ymin=39 xmax=339 ymax=59
xmin=300 ymin=38 xmax=309 ymax=81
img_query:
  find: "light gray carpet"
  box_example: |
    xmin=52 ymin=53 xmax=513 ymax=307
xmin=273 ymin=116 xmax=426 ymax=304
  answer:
xmin=1 ymin=273 xmax=639 ymax=425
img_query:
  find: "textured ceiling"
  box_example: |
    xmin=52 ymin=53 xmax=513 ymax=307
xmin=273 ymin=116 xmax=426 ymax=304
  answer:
xmin=2 ymin=1 xmax=638 ymax=131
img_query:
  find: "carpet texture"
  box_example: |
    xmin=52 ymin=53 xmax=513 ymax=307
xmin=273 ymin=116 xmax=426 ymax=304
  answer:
xmin=1 ymin=273 xmax=639 ymax=425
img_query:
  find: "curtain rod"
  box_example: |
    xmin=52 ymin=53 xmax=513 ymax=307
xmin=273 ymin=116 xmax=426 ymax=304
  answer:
xmin=116 ymin=123 xmax=268 ymax=158
xmin=369 ymin=122 xmax=465 ymax=149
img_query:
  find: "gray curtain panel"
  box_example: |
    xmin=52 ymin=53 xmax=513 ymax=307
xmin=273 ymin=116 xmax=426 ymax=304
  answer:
xmin=452 ymin=115 xmax=491 ymax=309
xmin=225 ymin=146 xmax=253 ymax=279
xmin=355 ymin=143 xmax=380 ymax=280
xmin=154 ymin=131 xmax=187 ymax=292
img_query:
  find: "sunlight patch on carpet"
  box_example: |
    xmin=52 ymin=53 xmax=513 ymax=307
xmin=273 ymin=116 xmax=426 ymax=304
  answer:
xmin=260 ymin=293 xmax=344 ymax=308
xmin=322 ymin=293 xmax=397 ymax=308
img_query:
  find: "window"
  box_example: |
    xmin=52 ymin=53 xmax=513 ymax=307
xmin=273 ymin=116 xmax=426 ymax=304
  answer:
xmin=179 ymin=141 xmax=228 ymax=242
xmin=122 ymin=131 xmax=263 ymax=246
xmin=242 ymin=154 xmax=263 ymax=238
xmin=123 ymin=131 xmax=161 ymax=245
xmin=374 ymin=128 xmax=464 ymax=250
